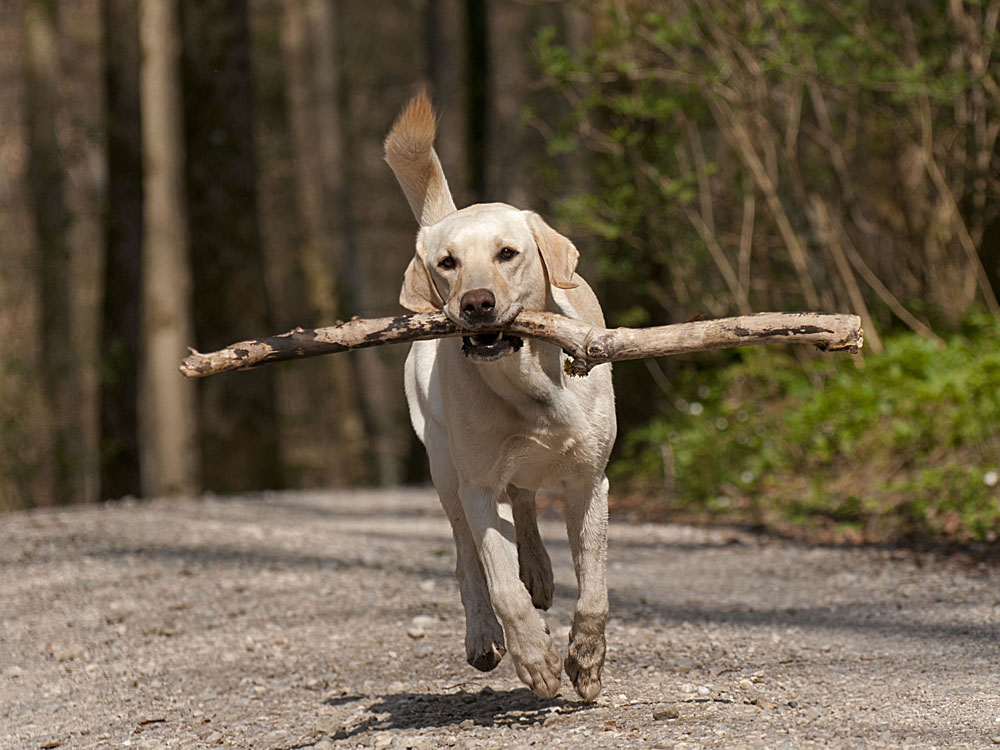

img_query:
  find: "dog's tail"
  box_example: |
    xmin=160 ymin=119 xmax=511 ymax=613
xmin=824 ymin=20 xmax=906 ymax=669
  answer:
xmin=384 ymin=91 xmax=457 ymax=227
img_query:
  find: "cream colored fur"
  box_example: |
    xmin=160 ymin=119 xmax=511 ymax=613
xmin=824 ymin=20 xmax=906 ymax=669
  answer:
xmin=385 ymin=93 xmax=616 ymax=701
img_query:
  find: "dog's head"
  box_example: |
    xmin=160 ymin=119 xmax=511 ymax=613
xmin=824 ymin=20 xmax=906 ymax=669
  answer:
xmin=399 ymin=203 xmax=579 ymax=361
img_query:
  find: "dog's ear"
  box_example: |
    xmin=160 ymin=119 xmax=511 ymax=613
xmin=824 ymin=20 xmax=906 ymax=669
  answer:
xmin=399 ymin=233 xmax=444 ymax=313
xmin=525 ymin=212 xmax=579 ymax=290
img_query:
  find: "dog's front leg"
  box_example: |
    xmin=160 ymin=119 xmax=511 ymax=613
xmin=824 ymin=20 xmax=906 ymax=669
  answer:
xmin=439 ymin=491 xmax=507 ymax=672
xmin=562 ymin=475 xmax=610 ymax=701
xmin=459 ymin=484 xmax=562 ymax=698
xmin=424 ymin=442 xmax=506 ymax=672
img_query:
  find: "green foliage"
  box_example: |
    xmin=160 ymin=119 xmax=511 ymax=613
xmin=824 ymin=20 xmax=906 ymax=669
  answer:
xmin=535 ymin=2 xmax=1000 ymax=545
xmin=612 ymin=323 xmax=1000 ymax=543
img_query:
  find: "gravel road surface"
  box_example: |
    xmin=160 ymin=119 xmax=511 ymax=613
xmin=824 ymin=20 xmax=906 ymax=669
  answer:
xmin=2 ymin=489 xmax=999 ymax=749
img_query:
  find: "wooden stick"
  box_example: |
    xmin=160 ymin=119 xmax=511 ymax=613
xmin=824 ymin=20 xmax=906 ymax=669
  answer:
xmin=179 ymin=311 xmax=862 ymax=379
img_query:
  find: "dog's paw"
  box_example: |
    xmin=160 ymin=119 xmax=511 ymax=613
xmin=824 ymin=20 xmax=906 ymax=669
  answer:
xmin=466 ymin=620 xmax=506 ymax=672
xmin=507 ymin=620 xmax=562 ymax=698
xmin=564 ymin=627 xmax=606 ymax=702
xmin=519 ymin=556 xmax=554 ymax=611
xmin=467 ymin=639 xmax=506 ymax=672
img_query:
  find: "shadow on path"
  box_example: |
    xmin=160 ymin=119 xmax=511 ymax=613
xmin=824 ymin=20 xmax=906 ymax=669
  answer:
xmin=330 ymin=687 xmax=597 ymax=738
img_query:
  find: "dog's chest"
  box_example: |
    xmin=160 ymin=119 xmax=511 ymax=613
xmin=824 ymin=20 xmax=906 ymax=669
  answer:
xmin=433 ymin=340 xmax=614 ymax=488
xmin=498 ymin=425 xmax=591 ymax=490
xmin=476 ymin=386 xmax=605 ymax=490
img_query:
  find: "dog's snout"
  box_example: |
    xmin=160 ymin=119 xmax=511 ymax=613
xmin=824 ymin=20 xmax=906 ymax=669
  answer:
xmin=460 ymin=288 xmax=496 ymax=322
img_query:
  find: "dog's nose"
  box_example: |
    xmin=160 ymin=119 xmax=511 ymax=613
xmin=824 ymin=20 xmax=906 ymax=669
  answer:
xmin=460 ymin=288 xmax=496 ymax=323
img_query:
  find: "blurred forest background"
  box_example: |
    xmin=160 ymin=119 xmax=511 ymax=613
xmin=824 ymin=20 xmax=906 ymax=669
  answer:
xmin=2 ymin=0 xmax=998 ymax=543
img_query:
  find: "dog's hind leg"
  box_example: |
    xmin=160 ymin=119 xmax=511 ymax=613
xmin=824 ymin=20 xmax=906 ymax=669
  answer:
xmin=508 ymin=485 xmax=554 ymax=610
xmin=562 ymin=474 xmax=610 ymax=702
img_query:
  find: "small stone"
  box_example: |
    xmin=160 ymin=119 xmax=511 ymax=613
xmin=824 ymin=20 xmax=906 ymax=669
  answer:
xmin=408 ymin=615 xmax=437 ymax=639
xmin=312 ymin=740 xmax=335 ymax=750
xmin=697 ymin=685 xmax=710 ymax=696
xmin=738 ymin=678 xmax=754 ymax=691
xmin=787 ymin=700 xmax=799 ymax=708
xmin=680 ymin=682 xmax=696 ymax=694
xmin=373 ymin=735 xmax=393 ymax=750
xmin=991 ymin=737 xmax=1000 ymax=745
xmin=412 ymin=644 xmax=434 ymax=658
xmin=458 ymin=719 xmax=475 ymax=729
xmin=54 ymin=645 xmax=85 ymax=662
xmin=315 ymin=716 xmax=346 ymax=736
xmin=652 ymin=704 xmax=679 ymax=720
xmin=672 ymin=657 xmax=694 ymax=673
xmin=6 ymin=666 xmax=22 ymax=678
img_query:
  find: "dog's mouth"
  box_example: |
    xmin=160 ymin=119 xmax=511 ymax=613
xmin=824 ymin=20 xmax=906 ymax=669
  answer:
xmin=455 ymin=303 xmax=523 ymax=362
xmin=461 ymin=331 xmax=524 ymax=362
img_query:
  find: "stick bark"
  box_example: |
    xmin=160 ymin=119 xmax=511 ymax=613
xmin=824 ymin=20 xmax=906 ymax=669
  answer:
xmin=180 ymin=311 xmax=863 ymax=379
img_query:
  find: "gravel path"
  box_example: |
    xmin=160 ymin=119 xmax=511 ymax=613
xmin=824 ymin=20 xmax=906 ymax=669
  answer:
xmin=2 ymin=489 xmax=999 ymax=749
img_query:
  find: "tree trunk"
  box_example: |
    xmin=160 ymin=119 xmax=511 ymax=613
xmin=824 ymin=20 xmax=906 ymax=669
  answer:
xmin=484 ymin=1 xmax=532 ymax=206
xmin=22 ymin=0 xmax=84 ymax=505
xmin=426 ymin=0 xmax=469 ymax=206
xmin=138 ymin=0 xmax=199 ymax=496
xmin=317 ymin=0 xmax=407 ymax=486
xmin=280 ymin=0 xmax=367 ymax=484
xmin=179 ymin=0 xmax=283 ymax=493
xmin=100 ymin=0 xmax=143 ymax=500
xmin=465 ymin=0 xmax=488 ymax=201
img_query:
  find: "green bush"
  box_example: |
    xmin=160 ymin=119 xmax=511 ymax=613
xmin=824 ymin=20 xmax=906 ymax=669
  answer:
xmin=612 ymin=321 xmax=1000 ymax=543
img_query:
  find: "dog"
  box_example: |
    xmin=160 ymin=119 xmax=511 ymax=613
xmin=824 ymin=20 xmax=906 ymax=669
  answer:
xmin=384 ymin=93 xmax=616 ymax=701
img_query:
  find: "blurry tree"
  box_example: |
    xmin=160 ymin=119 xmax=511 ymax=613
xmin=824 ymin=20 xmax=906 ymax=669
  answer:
xmin=180 ymin=0 xmax=283 ymax=493
xmin=100 ymin=0 xmax=144 ymax=500
xmin=485 ymin=0 xmax=533 ymax=205
xmin=139 ymin=0 xmax=198 ymax=496
xmin=279 ymin=0 xmax=368 ymax=482
xmin=0 ymin=17 xmax=41 ymax=511
xmin=426 ymin=0 xmax=470 ymax=206
xmin=22 ymin=0 xmax=84 ymax=505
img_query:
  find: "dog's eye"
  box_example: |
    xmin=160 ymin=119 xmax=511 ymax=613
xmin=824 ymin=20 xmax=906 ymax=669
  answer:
xmin=497 ymin=247 xmax=518 ymax=262
xmin=437 ymin=256 xmax=456 ymax=270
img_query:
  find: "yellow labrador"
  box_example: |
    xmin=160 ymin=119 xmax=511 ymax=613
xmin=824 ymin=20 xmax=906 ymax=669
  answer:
xmin=385 ymin=94 xmax=616 ymax=700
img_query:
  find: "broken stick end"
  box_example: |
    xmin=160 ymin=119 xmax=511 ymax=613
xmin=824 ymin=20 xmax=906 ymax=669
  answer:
xmin=815 ymin=326 xmax=864 ymax=354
